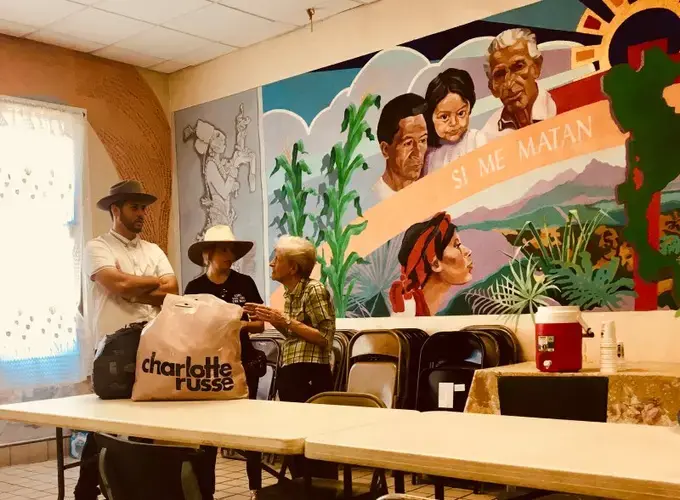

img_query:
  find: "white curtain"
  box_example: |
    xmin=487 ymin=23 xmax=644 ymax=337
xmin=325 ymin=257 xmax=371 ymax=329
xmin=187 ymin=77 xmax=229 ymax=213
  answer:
xmin=0 ymin=97 xmax=86 ymax=390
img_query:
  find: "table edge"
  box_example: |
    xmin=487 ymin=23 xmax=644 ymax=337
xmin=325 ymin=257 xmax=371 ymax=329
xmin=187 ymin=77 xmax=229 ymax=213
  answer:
xmin=304 ymin=443 xmax=680 ymax=500
xmin=0 ymin=409 xmax=303 ymax=455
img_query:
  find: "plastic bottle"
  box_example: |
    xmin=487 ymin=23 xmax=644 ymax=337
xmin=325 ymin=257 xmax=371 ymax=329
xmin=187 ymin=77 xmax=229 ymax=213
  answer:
xmin=617 ymin=341 xmax=626 ymax=371
xmin=600 ymin=321 xmax=618 ymax=374
xmin=69 ymin=431 xmax=88 ymax=459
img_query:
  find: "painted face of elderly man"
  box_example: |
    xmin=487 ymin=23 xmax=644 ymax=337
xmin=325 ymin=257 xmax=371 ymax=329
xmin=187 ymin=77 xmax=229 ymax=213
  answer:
xmin=481 ymin=27 xmax=557 ymax=141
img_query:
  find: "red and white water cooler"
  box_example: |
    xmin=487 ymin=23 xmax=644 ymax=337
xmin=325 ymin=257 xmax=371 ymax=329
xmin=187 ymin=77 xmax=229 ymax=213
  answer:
xmin=535 ymin=306 xmax=593 ymax=373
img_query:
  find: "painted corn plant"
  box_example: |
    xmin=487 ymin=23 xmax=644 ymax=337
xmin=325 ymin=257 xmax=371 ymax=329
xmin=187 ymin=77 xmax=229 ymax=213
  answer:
xmin=315 ymin=94 xmax=381 ymax=318
xmin=269 ymin=140 xmax=316 ymax=238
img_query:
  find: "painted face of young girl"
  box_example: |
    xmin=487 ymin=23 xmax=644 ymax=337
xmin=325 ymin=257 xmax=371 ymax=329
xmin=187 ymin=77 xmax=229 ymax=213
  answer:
xmin=432 ymin=92 xmax=471 ymax=143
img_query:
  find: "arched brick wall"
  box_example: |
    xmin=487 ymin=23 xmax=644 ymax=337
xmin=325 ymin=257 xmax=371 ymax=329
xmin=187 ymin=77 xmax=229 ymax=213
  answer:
xmin=0 ymin=35 xmax=172 ymax=251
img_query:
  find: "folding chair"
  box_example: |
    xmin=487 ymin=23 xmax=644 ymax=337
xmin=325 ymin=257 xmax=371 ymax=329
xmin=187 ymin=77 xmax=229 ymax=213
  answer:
xmin=347 ymin=330 xmax=403 ymax=409
xmin=412 ymin=329 xmax=509 ymax=496
xmin=394 ymin=329 xmax=428 ymax=410
xmin=94 ymin=433 xmax=205 ymax=500
xmin=258 ymin=392 xmax=389 ymax=499
xmin=332 ymin=330 xmax=354 ymax=391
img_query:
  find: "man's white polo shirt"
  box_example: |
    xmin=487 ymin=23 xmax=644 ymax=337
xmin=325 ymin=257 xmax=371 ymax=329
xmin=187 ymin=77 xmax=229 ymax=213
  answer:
xmin=83 ymin=230 xmax=175 ymax=347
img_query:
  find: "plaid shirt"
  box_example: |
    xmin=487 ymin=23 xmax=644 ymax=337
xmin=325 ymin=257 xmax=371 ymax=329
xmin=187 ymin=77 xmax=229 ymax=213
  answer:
xmin=282 ymin=278 xmax=335 ymax=366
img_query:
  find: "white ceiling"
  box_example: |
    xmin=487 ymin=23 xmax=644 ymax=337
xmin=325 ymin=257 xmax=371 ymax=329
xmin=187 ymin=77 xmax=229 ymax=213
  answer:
xmin=0 ymin=0 xmax=378 ymax=74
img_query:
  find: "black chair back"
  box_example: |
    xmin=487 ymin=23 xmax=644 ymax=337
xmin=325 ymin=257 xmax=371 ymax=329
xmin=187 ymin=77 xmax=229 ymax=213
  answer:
xmin=94 ymin=433 xmax=205 ymax=500
xmin=498 ymin=376 xmax=609 ymax=422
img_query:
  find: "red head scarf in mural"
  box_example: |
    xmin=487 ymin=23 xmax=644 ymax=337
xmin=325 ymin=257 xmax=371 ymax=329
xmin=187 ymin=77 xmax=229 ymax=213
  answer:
xmin=389 ymin=212 xmax=457 ymax=316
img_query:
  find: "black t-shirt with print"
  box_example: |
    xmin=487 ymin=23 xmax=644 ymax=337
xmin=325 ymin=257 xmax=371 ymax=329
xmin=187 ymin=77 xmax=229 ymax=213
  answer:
xmin=184 ymin=271 xmax=263 ymax=316
xmin=184 ymin=271 xmax=264 ymax=372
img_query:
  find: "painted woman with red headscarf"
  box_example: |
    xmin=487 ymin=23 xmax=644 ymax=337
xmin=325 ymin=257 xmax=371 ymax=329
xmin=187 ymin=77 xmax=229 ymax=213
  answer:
xmin=389 ymin=212 xmax=473 ymax=316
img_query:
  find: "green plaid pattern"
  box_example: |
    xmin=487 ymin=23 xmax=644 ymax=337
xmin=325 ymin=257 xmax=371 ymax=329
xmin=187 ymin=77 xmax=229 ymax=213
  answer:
xmin=281 ymin=278 xmax=335 ymax=366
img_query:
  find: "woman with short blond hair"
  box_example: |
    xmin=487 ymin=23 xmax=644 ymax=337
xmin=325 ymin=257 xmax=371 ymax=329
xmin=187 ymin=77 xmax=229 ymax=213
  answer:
xmin=244 ymin=235 xmax=336 ymax=479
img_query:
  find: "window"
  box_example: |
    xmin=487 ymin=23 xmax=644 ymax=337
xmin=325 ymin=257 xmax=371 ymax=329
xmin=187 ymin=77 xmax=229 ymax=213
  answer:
xmin=0 ymin=97 xmax=86 ymax=390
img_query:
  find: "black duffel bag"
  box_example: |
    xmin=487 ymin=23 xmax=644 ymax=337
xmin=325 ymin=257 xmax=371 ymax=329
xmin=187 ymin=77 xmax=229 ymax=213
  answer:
xmin=92 ymin=321 xmax=147 ymax=400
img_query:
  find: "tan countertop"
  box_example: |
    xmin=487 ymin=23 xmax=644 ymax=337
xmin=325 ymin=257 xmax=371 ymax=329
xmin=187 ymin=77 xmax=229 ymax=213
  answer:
xmin=465 ymin=361 xmax=680 ymax=425
xmin=305 ymin=411 xmax=680 ymax=499
xmin=481 ymin=361 xmax=680 ymax=377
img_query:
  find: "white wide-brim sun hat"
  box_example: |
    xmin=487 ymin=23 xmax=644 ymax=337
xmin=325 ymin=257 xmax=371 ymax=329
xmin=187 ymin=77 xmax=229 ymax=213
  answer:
xmin=187 ymin=225 xmax=253 ymax=266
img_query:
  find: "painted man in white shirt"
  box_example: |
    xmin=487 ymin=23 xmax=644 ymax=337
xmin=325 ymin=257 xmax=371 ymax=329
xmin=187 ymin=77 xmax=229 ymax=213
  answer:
xmin=372 ymin=93 xmax=429 ymax=201
xmin=76 ymin=179 xmax=178 ymax=500
xmin=481 ymin=28 xmax=557 ymax=142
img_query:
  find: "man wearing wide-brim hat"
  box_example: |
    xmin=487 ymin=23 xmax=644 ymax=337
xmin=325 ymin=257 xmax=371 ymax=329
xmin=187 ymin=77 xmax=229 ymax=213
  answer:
xmin=75 ymin=180 xmax=178 ymax=500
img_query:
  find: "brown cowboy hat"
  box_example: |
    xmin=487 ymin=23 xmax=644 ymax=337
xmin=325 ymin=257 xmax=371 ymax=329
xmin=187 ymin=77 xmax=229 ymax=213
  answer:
xmin=188 ymin=225 xmax=254 ymax=266
xmin=97 ymin=180 xmax=157 ymax=211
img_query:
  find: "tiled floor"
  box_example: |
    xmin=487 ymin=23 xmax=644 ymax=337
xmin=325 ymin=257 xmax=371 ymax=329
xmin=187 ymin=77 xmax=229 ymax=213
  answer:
xmin=0 ymin=454 xmax=498 ymax=499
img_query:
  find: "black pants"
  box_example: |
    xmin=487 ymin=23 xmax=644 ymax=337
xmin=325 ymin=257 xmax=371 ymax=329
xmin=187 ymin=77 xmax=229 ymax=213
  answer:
xmin=277 ymin=362 xmax=336 ymax=480
xmin=198 ymin=375 xmax=262 ymax=494
xmin=73 ymin=431 xmax=100 ymax=500
xmin=277 ymin=362 xmax=333 ymax=404
xmin=199 ymin=447 xmax=262 ymax=492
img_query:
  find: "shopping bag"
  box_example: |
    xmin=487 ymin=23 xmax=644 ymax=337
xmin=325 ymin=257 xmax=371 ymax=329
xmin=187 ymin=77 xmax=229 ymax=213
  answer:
xmin=131 ymin=293 xmax=248 ymax=401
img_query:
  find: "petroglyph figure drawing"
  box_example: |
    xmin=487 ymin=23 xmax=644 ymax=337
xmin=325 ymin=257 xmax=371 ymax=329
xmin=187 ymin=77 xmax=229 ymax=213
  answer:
xmin=183 ymin=104 xmax=257 ymax=273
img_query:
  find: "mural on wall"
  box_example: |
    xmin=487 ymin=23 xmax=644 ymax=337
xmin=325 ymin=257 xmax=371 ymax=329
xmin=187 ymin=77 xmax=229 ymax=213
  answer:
xmin=175 ymin=89 xmax=266 ymax=292
xmin=261 ymin=0 xmax=680 ymax=319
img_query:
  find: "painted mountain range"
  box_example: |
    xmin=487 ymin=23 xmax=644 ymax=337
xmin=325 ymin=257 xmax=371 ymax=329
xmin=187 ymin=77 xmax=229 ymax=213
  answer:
xmin=457 ymin=160 xmax=680 ymax=230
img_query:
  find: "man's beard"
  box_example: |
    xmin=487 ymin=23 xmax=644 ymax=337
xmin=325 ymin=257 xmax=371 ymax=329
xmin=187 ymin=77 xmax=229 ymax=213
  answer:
xmin=122 ymin=217 xmax=143 ymax=234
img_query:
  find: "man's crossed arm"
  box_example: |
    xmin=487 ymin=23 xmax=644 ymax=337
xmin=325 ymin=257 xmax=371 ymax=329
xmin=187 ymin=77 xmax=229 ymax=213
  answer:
xmin=92 ymin=266 xmax=178 ymax=307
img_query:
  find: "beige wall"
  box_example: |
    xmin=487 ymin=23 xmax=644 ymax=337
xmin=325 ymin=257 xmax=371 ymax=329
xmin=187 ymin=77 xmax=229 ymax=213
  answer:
xmin=138 ymin=68 xmax=183 ymax=273
xmin=139 ymin=68 xmax=171 ymax=122
xmin=165 ymin=0 xmax=680 ymax=363
xmin=169 ymin=0 xmax=537 ymax=111
xmin=84 ymin=126 xmax=122 ymax=240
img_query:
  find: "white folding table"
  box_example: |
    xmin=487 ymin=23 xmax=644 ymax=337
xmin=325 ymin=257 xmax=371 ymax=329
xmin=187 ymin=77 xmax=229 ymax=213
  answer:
xmin=0 ymin=395 xmax=414 ymax=499
xmin=305 ymin=410 xmax=680 ymax=500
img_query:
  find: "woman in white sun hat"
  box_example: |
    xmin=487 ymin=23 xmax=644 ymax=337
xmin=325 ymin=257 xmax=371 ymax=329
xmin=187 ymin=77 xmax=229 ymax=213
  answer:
xmin=184 ymin=225 xmax=265 ymax=500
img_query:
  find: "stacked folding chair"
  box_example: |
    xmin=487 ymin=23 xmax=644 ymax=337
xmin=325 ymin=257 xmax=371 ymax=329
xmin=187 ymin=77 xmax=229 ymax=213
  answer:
xmin=415 ymin=326 xmax=517 ymax=413
xmin=331 ymin=330 xmax=355 ymax=391
xmin=412 ymin=325 xmax=518 ymax=495
xmin=251 ymin=331 xmax=285 ymax=401
xmin=393 ymin=329 xmax=428 ymax=410
xmin=346 ymin=329 xmax=404 ymax=409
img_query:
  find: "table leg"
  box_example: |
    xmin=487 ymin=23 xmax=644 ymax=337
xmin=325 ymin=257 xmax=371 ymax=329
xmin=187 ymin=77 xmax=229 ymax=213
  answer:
xmin=56 ymin=427 xmax=65 ymax=500
xmin=343 ymin=464 xmax=352 ymax=499
xmin=394 ymin=471 xmax=405 ymax=493
xmin=302 ymin=457 xmax=312 ymax=500
xmin=434 ymin=482 xmax=445 ymax=500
